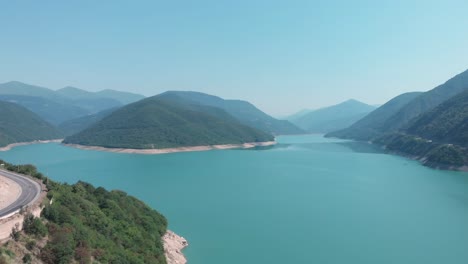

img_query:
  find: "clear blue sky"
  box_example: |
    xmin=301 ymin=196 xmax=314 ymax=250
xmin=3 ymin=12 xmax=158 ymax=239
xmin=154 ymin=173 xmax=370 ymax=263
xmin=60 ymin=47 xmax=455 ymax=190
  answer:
xmin=1 ymin=0 xmax=467 ymax=116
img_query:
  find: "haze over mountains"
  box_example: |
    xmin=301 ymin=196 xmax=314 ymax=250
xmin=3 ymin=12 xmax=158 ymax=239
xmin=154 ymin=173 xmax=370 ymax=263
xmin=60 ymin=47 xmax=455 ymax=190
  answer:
xmin=0 ymin=81 xmax=144 ymax=125
xmin=0 ymin=81 xmax=303 ymax=149
xmin=289 ymin=99 xmax=376 ymax=133
xmin=327 ymin=69 xmax=468 ymax=169
xmin=0 ymin=67 xmax=467 ymax=169
xmin=156 ymin=91 xmax=303 ymax=135
xmin=64 ymin=94 xmax=274 ymax=149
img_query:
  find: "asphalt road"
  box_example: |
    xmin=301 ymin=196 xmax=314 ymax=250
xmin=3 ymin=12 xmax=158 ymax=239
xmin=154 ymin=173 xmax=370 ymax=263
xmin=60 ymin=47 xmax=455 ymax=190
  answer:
xmin=0 ymin=169 xmax=42 ymax=218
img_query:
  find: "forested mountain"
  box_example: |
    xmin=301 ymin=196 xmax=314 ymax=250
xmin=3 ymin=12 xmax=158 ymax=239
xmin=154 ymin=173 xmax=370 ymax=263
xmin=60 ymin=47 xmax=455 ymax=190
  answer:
xmin=290 ymin=99 xmax=376 ymax=133
xmin=64 ymin=95 xmax=274 ymax=149
xmin=59 ymin=107 xmax=119 ymax=136
xmin=382 ymin=69 xmax=468 ymax=131
xmin=374 ymin=89 xmax=468 ymax=168
xmin=326 ymin=69 xmax=468 ymax=169
xmin=0 ymin=101 xmax=63 ymax=147
xmin=326 ymin=92 xmax=423 ymax=140
xmin=0 ymin=81 xmax=145 ymax=125
xmin=405 ymin=89 xmax=468 ymax=146
xmin=156 ymin=91 xmax=303 ymax=135
xmin=327 ymin=69 xmax=468 ymax=141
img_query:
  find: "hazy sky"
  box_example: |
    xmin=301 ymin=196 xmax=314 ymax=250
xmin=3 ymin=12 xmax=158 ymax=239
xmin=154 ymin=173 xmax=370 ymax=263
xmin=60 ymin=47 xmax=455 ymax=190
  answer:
xmin=1 ymin=1 xmax=468 ymax=116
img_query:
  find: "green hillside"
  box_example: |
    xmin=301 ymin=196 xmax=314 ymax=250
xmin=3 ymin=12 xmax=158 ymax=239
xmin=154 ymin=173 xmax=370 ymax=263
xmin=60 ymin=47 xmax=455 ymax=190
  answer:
xmin=374 ymin=90 xmax=468 ymax=168
xmin=405 ymin=89 xmax=468 ymax=146
xmin=157 ymin=91 xmax=303 ymax=135
xmin=382 ymin=69 xmax=468 ymax=131
xmin=59 ymin=107 xmax=119 ymax=136
xmin=0 ymin=162 xmax=167 ymax=264
xmin=326 ymin=92 xmax=422 ymax=140
xmin=64 ymin=96 xmax=274 ymax=149
xmin=291 ymin=99 xmax=376 ymax=133
xmin=327 ymin=69 xmax=468 ymax=142
xmin=0 ymin=101 xmax=63 ymax=147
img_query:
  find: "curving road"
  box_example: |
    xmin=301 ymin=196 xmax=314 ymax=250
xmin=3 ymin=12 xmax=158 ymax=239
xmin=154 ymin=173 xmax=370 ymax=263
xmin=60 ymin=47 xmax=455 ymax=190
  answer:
xmin=0 ymin=169 xmax=42 ymax=218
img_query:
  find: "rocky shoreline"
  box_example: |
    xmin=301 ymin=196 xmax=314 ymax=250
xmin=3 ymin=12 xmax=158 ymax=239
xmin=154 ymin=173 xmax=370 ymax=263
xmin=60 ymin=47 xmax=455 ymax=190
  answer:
xmin=62 ymin=141 xmax=277 ymax=155
xmin=163 ymin=230 xmax=188 ymax=264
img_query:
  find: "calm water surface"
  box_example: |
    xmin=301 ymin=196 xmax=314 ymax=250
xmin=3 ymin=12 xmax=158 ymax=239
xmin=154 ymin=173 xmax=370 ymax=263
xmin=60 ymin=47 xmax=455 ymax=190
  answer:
xmin=1 ymin=135 xmax=468 ymax=264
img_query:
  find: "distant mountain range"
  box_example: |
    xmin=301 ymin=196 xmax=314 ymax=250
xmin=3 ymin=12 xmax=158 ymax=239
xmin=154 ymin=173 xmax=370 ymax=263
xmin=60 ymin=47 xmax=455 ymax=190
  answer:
xmin=63 ymin=94 xmax=275 ymax=149
xmin=58 ymin=107 xmax=119 ymax=136
xmin=0 ymin=101 xmax=63 ymax=147
xmin=0 ymin=82 xmax=301 ymax=149
xmin=327 ymin=69 xmax=468 ymax=169
xmin=327 ymin=92 xmax=423 ymax=140
xmin=289 ymin=99 xmax=376 ymax=133
xmin=0 ymin=81 xmax=145 ymax=125
xmin=156 ymin=91 xmax=303 ymax=135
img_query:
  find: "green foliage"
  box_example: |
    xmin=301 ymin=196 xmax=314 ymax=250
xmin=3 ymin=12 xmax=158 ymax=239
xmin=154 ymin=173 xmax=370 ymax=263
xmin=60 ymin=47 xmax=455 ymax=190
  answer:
xmin=375 ymin=134 xmax=467 ymax=167
xmin=23 ymin=214 xmax=47 ymax=238
xmin=157 ymin=91 xmax=303 ymax=135
xmin=64 ymin=95 xmax=274 ymax=149
xmin=328 ymin=69 xmax=468 ymax=141
xmin=58 ymin=107 xmax=118 ymax=136
xmin=0 ymin=100 xmax=63 ymax=147
xmin=26 ymin=240 xmax=35 ymax=251
xmin=10 ymin=227 xmax=20 ymax=241
xmin=40 ymin=180 xmax=168 ymax=264
xmin=22 ymin=253 xmax=32 ymax=264
xmin=405 ymin=89 xmax=468 ymax=147
xmin=0 ymin=161 xmax=45 ymax=180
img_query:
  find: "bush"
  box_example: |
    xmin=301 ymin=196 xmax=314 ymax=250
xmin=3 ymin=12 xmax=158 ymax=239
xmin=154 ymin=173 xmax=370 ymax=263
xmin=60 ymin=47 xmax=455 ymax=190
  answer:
xmin=22 ymin=253 xmax=32 ymax=264
xmin=23 ymin=214 xmax=47 ymax=237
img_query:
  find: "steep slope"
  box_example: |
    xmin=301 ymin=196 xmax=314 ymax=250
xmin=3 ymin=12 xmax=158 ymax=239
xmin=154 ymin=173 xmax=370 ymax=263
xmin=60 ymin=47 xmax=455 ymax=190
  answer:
xmin=327 ymin=69 xmax=468 ymax=141
xmin=381 ymin=69 xmax=468 ymax=131
xmin=156 ymin=91 xmax=303 ymax=135
xmin=326 ymin=92 xmax=423 ymax=140
xmin=405 ymin=89 xmax=468 ymax=146
xmin=64 ymin=96 xmax=274 ymax=149
xmin=291 ymin=99 xmax=376 ymax=133
xmin=59 ymin=107 xmax=119 ymax=136
xmin=0 ymin=101 xmax=63 ymax=146
xmin=0 ymin=162 xmax=167 ymax=264
xmin=373 ymin=89 xmax=468 ymax=169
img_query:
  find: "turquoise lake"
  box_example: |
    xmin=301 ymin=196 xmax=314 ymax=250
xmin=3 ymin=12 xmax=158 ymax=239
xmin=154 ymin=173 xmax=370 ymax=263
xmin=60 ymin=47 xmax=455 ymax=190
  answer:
xmin=1 ymin=134 xmax=468 ymax=263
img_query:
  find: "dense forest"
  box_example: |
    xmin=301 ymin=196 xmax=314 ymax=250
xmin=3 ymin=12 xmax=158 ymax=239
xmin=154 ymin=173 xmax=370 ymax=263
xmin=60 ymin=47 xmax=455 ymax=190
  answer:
xmin=0 ymin=101 xmax=63 ymax=147
xmin=64 ymin=95 xmax=274 ymax=149
xmin=156 ymin=91 xmax=303 ymax=135
xmin=0 ymin=162 xmax=168 ymax=264
xmin=373 ymin=89 xmax=468 ymax=168
xmin=326 ymin=69 xmax=468 ymax=169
